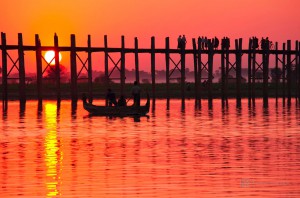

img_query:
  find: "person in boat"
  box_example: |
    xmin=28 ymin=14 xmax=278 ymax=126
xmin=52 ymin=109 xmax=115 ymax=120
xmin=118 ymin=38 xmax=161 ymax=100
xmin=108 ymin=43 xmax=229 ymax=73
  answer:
xmin=117 ymin=95 xmax=127 ymax=106
xmin=131 ymin=81 xmax=141 ymax=106
xmin=106 ymin=88 xmax=117 ymax=106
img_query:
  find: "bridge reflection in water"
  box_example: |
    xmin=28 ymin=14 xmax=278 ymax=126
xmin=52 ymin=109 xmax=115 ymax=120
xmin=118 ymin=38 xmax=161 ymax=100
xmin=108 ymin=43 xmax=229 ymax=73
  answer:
xmin=0 ymin=99 xmax=299 ymax=197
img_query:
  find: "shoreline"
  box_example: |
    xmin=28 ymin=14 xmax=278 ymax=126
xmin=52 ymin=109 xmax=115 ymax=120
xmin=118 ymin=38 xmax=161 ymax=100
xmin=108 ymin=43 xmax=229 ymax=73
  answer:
xmin=1 ymin=82 xmax=298 ymax=101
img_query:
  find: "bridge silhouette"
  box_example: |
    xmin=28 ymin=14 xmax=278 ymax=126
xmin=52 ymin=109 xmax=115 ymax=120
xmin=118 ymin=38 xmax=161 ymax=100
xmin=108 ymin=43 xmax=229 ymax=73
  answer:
xmin=1 ymin=33 xmax=300 ymax=110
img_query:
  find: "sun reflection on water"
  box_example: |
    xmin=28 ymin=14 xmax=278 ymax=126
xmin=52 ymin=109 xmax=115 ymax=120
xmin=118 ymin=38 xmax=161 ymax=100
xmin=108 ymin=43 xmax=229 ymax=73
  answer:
xmin=0 ymin=99 xmax=299 ymax=197
xmin=44 ymin=103 xmax=62 ymax=197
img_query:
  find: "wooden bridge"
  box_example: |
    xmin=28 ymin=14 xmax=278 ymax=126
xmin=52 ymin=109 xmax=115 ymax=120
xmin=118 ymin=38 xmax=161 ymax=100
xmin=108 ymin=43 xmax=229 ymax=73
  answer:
xmin=1 ymin=33 xmax=300 ymax=110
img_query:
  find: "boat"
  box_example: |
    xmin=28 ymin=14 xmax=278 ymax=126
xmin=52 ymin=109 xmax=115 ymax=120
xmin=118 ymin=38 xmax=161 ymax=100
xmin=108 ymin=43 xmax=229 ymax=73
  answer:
xmin=82 ymin=93 xmax=150 ymax=116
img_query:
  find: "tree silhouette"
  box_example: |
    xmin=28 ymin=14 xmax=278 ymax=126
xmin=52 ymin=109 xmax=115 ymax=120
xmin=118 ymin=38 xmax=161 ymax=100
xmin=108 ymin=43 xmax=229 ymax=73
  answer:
xmin=94 ymin=73 xmax=113 ymax=84
xmin=270 ymin=68 xmax=282 ymax=83
xmin=45 ymin=64 xmax=67 ymax=79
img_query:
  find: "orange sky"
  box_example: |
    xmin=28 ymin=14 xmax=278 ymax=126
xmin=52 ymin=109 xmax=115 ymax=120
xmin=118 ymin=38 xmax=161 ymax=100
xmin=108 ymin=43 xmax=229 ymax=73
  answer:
xmin=1 ymin=0 xmax=300 ymax=72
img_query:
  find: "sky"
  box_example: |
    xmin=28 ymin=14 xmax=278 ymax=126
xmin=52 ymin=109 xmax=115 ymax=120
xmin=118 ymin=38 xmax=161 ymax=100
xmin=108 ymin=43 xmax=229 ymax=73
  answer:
xmin=0 ymin=0 xmax=299 ymax=73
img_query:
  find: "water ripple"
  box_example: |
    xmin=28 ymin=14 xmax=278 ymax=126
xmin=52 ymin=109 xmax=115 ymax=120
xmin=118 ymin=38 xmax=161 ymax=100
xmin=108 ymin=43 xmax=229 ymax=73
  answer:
xmin=0 ymin=99 xmax=300 ymax=197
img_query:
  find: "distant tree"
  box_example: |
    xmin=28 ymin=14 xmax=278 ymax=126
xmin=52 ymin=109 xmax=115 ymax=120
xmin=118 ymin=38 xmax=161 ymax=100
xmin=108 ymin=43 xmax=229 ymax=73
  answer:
xmin=156 ymin=70 xmax=166 ymax=80
xmin=185 ymin=68 xmax=195 ymax=81
xmin=94 ymin=74 xmax=113 ymax=84
xmin=141 ymin=79 xmax=150 ymax=84
xmin=125 ymin=69 xmax=135 ymax=82
xmin=139 ymin=70 xmax=151 ymax=80
xmin=214 ymin=68 xmax=220 ymax=78
xmin=270 ymin=68 xmax=282 ymax=83
xmin=45 ymin=64 xmax=67 ymax=79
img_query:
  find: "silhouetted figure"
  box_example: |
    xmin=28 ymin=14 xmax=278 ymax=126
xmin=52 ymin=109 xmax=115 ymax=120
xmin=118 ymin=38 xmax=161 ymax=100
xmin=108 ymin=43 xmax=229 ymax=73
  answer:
xmin=252 ymin=36 xmax=259 ymax=49
xmin=131 ymin=81 xmax=141 ymax=106
xmin=269 ymin=39 xmax=274 ymax=50
xmin=214 ymin=36 xmax=219 ymax=49
xmin=177 ymin=35 xmax=182 ymax=49
xmin=181 ymin=35 xmax=187 ymax=49
xmin=117 ymin=95 xmax=127 ymax=106
xmin=204 ymin=36 xmax=208 ymax=50
xmin=221 ymin=37 xmax=226 ymax=49
xmin=265 ymin=37 xmax=270 ymax=50
xmin=221 ymin=37 xmax=230 ymax=50
xmin=261 ymin=37 xmax=272 ymax=50
xmin=106 ymin=88 xmax=117 ymax=106
xmin=261 ymin=37 xmax=266 ymax=50
xmin=201 ymin=36 xmax=205 ymax=50
xmin=226 ymin=37 xmax=230 ymax=49
xmin=197 ymin=36 xmax=202 ymax=49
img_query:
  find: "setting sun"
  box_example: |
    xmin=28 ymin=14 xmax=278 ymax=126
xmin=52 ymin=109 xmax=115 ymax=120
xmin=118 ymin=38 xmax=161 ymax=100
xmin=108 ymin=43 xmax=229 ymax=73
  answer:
xmin=44 ymin=50 xmax=62 ymax=65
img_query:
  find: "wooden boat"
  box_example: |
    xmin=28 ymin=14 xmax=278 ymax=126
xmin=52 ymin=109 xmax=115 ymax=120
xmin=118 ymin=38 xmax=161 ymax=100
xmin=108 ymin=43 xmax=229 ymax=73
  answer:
xmin=82 ymin=94 xmax=150 ymax=116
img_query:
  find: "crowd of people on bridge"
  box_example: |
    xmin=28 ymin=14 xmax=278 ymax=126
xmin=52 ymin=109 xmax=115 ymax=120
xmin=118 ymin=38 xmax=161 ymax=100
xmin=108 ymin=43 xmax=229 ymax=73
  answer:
xmin=197 ymin=36 xmax=220 ymax=50
xmin=177 ymin=35 xmax=187 ymax=49
xmin=253 ymin=37 xmax=273 ymax=50
xmin=177 ymin=35 xmax=273 ymax=50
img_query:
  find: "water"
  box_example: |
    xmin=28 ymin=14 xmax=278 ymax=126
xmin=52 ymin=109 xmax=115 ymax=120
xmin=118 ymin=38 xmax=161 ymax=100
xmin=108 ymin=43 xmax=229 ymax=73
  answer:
xmin=1 ymin=99 xmax=300 ymax=197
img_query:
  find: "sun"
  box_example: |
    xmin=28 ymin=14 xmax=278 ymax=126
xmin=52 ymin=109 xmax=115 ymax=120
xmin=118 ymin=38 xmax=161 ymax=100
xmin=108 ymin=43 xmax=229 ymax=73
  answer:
xmin=44 ymin=50 xmax=62 ymax=65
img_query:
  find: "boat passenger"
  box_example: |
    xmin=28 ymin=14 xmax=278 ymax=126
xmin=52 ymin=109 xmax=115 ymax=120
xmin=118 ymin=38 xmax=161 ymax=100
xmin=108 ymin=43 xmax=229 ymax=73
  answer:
xmin=117 ymin=95 xmax=127 ymax=106
xmin=106 ymin=88 xmax=117 ymax=106
xmin=131 ymin=81 xmax=141 ymax=106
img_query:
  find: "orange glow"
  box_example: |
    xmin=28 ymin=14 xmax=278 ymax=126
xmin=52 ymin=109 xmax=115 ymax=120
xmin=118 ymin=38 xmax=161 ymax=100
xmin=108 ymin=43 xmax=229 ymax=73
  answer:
xmin=0 ymin=0 xmax=300 ymax=72
xmin=44 ymin=51 xmax=62 ymax=65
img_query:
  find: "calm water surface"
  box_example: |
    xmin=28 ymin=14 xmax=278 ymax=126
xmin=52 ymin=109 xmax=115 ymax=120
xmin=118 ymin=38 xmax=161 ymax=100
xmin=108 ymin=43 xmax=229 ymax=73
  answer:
xmin=1 ymin=99 xmax=300 ymax=197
